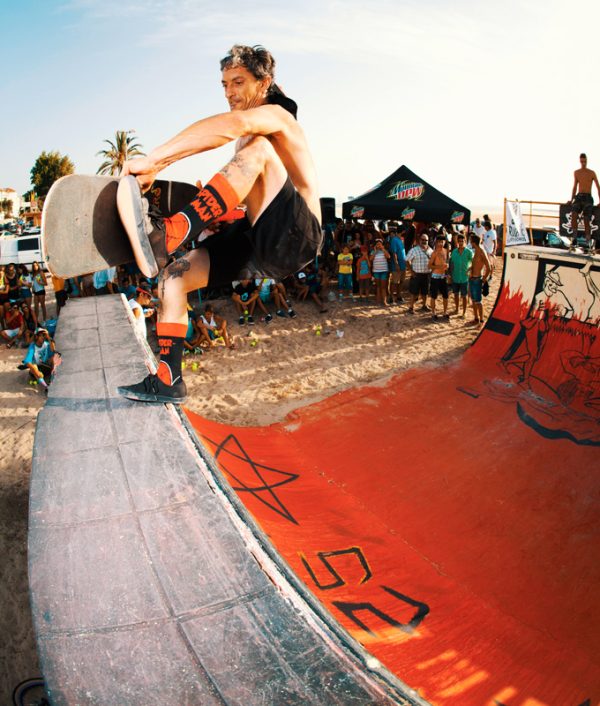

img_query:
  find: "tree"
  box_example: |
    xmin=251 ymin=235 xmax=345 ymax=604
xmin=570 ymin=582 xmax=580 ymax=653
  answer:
xmin=96 ymin=130 xmax=145 ymax=176
xmin=30 ymin=151 xmax=75 ymax=200
xmin=0 ymin=198 xmax=13 ymax=217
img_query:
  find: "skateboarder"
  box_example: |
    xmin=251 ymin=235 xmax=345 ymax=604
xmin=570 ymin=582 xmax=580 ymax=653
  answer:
xmin=116 ymin=45 xmax=322 ymax=403
xmin=570 ymin=153 xmax=600 ymax=249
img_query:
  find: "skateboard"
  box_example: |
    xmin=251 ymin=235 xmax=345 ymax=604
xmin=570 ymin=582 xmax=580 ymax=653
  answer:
xmin=42 ymin=174 xmax=199 ymax=278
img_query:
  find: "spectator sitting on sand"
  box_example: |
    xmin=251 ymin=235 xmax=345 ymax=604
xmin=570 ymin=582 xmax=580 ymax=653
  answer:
xmin=296 ymin=263 xmax=327 ymax=313
xmin=1 ymin=302 xmax=25 ymax=347
xmin=20 ymin=328 xmax=60 ymax=393
xmin=256 ymin=277 xmax=296 ymax=319
xmin=197 ymin=303 xmax=236 ymax=349
xmin=20 ymin=302 xmax=38 ymax=344
xmin=120 ymin=274 xmax=138 ymax=301
xmin=232 ymin=279 xmax=265 ymax=325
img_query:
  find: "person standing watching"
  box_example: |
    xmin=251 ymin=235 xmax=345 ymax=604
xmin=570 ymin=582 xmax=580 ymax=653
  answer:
xmin=570 ymin=153 xmax=600 ymax=251
xmin=449 ymin=233 xmax=473 ymax=318
xmin=405 ymin=234 xmax=432 ymax=314
xmin=468 ymin=234 xmax=491 ymax=326
xmin=482 ymin=220 xmax=497 ymax=275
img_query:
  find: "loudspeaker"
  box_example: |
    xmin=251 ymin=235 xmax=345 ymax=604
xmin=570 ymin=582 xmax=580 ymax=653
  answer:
xmin=320 ymin=197 xmax=336 ymax=224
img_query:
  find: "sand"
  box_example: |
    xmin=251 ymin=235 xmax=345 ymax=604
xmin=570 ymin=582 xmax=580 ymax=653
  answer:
xmin=0 ymin=264 xmax=502 ymax=701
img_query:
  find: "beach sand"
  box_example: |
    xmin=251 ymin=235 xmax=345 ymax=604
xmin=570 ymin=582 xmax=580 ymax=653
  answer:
xmin=0 ymin=263 xmax=502 ymax=700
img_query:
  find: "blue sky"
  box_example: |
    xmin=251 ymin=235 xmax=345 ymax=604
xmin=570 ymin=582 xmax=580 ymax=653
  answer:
xmin=1 ymin=0 xmax=598 ymax=214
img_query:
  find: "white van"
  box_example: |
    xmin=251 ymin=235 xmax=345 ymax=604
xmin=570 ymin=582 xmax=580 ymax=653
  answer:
xmin=0 ymin=234 xmax=45 ymax=268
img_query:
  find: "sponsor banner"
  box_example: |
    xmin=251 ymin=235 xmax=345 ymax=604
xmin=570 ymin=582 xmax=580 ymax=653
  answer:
xmin=387 ymin=180 xmax=425 ymax=201
xmin=450 ymin=210 xmax=465 ymax=224
xmin=350 ymin=205 xmax=365 ymax=218
xmin=401 ymin=207 xmax=416 ymax=220
xmin=505 ymin=200 xmax=531 ymax=247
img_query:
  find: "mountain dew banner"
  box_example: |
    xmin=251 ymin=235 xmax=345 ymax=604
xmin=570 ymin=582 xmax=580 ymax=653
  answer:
xmin=342 ymin=165 xmax=470 ymax=224
xmin=504 ymin=200 xmax=531 ymax=247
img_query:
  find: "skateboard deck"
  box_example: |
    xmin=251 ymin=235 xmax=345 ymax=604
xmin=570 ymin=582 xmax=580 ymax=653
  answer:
xmin=42 ymin=174 xmax=199 ymax=278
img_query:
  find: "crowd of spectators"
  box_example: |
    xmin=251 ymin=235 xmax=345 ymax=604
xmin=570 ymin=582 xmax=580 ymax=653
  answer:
xmin=317 ymin=215 xmax=496 ymax=324
xmin=2 ymin=213 xmax=497 ymax=391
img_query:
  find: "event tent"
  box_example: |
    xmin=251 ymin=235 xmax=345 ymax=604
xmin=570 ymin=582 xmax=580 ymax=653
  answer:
xmin=342 ymin=165 xmax=470 ymax=226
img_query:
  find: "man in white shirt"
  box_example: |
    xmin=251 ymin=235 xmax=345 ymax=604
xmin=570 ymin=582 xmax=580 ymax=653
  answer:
xmin=482 ymin=220 xmax=497 ymax=274
xmin=472 ymin=218 xmax=486 ymax=239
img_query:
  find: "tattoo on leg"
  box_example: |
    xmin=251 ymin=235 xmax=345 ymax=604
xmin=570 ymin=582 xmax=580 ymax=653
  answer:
xmin=166 ymin=259 xmax=192 ymax=280
xmin=220 ymin=152 xmax=257 ymax=181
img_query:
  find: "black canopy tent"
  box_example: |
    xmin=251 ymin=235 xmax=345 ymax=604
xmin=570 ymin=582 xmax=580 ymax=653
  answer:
xmin=342 ymin=165 xmax=470 ymax=227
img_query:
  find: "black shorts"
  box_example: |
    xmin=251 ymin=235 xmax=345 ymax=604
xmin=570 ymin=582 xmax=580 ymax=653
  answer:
xmin=429 ymin=276 xmax=449 ymax=299
xmin=409 ymin=272 xmax=430 ymax=296
xmin=204 ymin=177 xmax=322 ymax=286
xmin=572 ymin=193 xmax=594 ymax=218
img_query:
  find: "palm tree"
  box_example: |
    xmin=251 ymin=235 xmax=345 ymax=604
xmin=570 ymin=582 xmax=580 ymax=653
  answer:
xmin=96 ymin=130 xmax=145 ymax=175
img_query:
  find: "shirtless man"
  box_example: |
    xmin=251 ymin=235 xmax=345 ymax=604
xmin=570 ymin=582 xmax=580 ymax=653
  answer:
xmin=468 ymin=234 xmax=491 ymax=326
xmin=570 ymin=153 xmax=600 ymax=249
xmin=115 ymin=45 xmax=321 ymax=403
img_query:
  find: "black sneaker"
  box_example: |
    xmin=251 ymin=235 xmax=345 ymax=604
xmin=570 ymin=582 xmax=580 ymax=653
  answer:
xmin=117 ymin=176 xmax=167 ymax=277
xmin=264 ymin=313 xmax=273 ymax=323
xmin=276 ymin=309 xmax=287 ymax=317
xmin=247 ymin=315 xmax=255 ymax=325
xmin=288 ymin=308 xmax=297 ymax=318
xmin=239 ymin=315 xmax=246 ymax=325
xmin=117 ymin=373 xmax=187 ymax=404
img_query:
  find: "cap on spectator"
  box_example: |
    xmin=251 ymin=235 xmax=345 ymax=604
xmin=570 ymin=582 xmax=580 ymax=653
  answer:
xmin=136 ymin=286 xmax=151 ymax=295
xmin=35 ymin=327 xmax=48 ymax=334
xmin=297 ymin=272 xmax=306 ymax=279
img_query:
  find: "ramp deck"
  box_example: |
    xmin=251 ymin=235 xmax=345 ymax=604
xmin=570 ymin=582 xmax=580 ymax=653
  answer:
xmin=29 ymin=295 xmax=412 ymax=706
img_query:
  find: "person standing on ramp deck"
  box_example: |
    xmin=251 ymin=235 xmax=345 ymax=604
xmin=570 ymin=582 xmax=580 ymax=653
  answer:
xmin=570 ymin=153 xmax=600 ymax=250
xmin=116 ymin=45 xmax=322 ymax=404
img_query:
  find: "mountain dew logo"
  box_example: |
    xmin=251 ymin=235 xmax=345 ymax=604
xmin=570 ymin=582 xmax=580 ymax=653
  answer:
xmin=451 ymin=211 xmax=465 ymax=223
xmin=387 ymin=180 xmax=425 ymax=201
xmin=402 ymin=207 xmax=416 ymax=220
xmin=351 ymin=205 xmax=365 ymax=218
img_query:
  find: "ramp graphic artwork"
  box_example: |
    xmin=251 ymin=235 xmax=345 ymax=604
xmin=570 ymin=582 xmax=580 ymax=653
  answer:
xmin=188 ymin=247 xmax=599 ymax=706
xmin=479 ymin=254 xmax=600 ymax=445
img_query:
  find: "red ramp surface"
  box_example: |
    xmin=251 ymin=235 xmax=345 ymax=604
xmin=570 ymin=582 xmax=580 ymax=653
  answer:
xmin=188 ymin=247 xmax=600 ymax=706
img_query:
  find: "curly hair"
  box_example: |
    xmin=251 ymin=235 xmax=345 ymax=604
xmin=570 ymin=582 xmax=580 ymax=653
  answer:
xmin=220 ymin=45 xmax=275 ymax=82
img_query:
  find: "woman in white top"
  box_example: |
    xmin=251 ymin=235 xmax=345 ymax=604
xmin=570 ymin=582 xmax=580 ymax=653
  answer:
xmin=370 ymin=238 xmax=390 ymax=305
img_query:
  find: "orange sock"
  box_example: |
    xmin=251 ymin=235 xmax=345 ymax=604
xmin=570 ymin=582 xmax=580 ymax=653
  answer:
xmin=165 ymin=173 xmax=240 ymax=253
xmin=156 ymin=322 xmax=187 ymax=385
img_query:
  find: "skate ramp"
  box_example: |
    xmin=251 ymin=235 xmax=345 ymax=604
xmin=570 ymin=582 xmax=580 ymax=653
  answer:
xmin=29 ymin=247 xmax=599 ymax=705
xmin=186 ymin=247 xmax=600 ymax=706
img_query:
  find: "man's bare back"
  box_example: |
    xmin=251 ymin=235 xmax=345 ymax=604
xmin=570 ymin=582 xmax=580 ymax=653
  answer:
xmin=471 ymin=246 xmax=491 ymax=279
